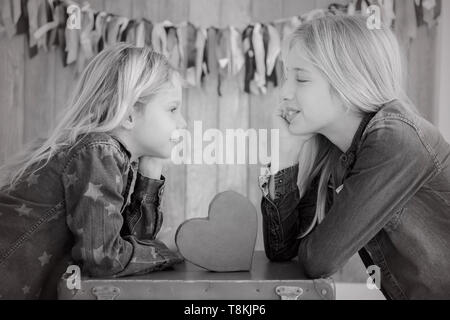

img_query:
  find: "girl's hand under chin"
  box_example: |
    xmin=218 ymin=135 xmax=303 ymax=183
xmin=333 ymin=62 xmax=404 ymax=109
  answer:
xmin=138 ymin=156 xmax=169 ymax=179
xmin=273 ymin=104 xmax=315 ymax=169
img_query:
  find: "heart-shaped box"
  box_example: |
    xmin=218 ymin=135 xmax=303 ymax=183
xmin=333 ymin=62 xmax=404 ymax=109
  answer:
xmin=175 ymin=191 xmax=258 ymax=272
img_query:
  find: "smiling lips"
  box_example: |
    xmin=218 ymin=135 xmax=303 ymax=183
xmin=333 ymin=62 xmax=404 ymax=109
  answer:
xmin=283 ymin=106 xmax=302 ymax=124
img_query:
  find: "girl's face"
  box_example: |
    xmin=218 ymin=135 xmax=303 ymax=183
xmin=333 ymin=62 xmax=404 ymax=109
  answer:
xmin=132 ymin=76 xmax=186 ymax=159
xmin=281 ymin=43 xmax=346 ymax=136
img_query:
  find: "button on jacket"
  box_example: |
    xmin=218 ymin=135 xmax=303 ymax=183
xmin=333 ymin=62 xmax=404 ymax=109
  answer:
xmin=260 ymin=100 xmax=450 ymax=299
xmin=0 ymin=132 xmax=182 ymax=299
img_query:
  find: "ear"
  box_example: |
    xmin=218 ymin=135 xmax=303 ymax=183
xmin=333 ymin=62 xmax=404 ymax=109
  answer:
xmin=121 ymin=112 xmax=136 ymax=130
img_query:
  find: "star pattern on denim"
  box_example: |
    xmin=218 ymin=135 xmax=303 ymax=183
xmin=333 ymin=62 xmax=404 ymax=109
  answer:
xmin=16 ymin=204 xmax=32 ymax=217
xmin=84 ymin=182 xmax=103 ymax=202
xmin=105 ymin=203 xmax=116 ymax=216
xmin=22 ymin=286 xmax=30 ymax=295
xmin=65 ymin=172 xmax=78 ymax=189
xmin=38 ymin=251 xmax=52 ymax=267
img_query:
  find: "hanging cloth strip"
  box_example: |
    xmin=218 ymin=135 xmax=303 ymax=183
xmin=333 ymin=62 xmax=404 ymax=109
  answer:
xmin=252 ymin=23 xmax=266 ymax=95
xmin=243 ymin=25 xmax=256 ymax=94
xmin=229 ymin=26 xmax=245 ymax=76
xmin=216 ymin=27 xmax=231 ymax=95
xmin=184 ymin=22 xmax=198 ymax=87
xmin=265 ymin=23 xmax=280 ymax=87
xmin=205 ymin=27 xmax=218 ymax=76
xmin=166 ymin=25 xmax=181 ymax=69
xmin=91 ymin=11 xmax=107 ymax=54
xmin=151 ymin=22 xmax=167 ymax=56
xmin=33 ymin=0 xmax=60 ymax=51
xmin=195 ymin=27 xmax=207 ymax=85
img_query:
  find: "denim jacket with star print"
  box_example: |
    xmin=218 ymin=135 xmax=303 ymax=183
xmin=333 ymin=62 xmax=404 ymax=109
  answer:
xmin=0 ymin=132 xmax=183 ymax=299
xmin=260 ymin=100 xmax=450 ymax=300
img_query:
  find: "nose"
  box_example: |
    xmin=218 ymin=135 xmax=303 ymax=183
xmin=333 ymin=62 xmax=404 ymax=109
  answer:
xmin=178 ymin=114 xmax=187 ymax=130
xmin=280 ymin=76 xmax=295 ymax=102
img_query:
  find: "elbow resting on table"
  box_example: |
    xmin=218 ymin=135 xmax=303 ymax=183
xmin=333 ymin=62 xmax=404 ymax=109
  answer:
xmin=298 ymin=243 xmax=339 ymax=279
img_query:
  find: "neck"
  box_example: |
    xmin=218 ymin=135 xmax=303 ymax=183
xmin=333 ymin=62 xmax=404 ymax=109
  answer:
xmin=318 ymin=111 xmax=363 ymax=153
xmin=110 ymin=130 xmax=141 ymax=163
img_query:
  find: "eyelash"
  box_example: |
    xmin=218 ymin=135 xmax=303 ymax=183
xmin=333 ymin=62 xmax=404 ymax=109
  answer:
xmin=296 ymin=79 xmax=309 ymax=83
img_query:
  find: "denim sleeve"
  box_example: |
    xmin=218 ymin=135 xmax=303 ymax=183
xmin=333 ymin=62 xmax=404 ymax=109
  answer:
xmin=121 ymin=172 xmax=165 ymax=240
xmin=62 ymin=143 xmax=182 ymax=278
xmin=260 ymin=165 xmax=321 ymax=261
xmin=297 ymin=119 xmax=437 ymax=279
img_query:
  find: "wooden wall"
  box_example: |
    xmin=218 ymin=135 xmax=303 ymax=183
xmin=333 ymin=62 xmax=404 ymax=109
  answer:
xmin=0 ymin=0 xmax=440 ymax=282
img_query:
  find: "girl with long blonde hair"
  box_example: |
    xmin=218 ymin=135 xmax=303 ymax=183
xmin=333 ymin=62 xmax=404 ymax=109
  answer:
xmin=0 ymin=43 xmax=186 ymax=299
xmin=260 ymin=15 xmax=450 ymax=299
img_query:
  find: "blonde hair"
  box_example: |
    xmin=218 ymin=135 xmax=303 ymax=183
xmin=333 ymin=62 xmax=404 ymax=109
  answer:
xmin=0 ymin=43 xmax=175 ymax=191
xmin=285 ymin=15 xmax=418 ymax=236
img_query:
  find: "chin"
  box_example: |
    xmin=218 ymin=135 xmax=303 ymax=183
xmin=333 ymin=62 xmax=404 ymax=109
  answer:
xmin=288 ymin=127 xmax=308 ymax=136
xmin=159 ymin=148 xmax=172 ymax=159
xmin=144 ymin=147 xmax=170 ymax=159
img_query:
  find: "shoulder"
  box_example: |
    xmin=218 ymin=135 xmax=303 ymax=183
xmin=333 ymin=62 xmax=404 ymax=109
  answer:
xmin=63 ymin=132 xmax=130 ymax=173
xmin=363 ymin=101 xmax=427 ymax=149
xmin=359 ymin=100 xmax=437 ymax=167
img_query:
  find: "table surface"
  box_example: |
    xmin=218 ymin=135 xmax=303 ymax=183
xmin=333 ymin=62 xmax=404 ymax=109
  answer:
xmin=101 ymin=251 xmax=311 ymax=282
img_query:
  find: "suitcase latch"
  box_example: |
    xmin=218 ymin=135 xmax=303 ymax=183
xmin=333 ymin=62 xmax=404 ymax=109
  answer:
xmin=92 ymin=286 xmax=121 ymax=300
xmin=275 ymin=286 xmax=304 ymax=300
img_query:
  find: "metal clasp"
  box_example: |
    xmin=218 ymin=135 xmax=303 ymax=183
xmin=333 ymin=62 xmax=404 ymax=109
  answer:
xmin=275 ymin=286 xmax=304 ymax=300
xmin=92 ymin=286 xmax=120 ymax=300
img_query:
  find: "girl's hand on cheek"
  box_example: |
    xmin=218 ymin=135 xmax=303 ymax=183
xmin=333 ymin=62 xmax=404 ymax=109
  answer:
xmin=138 ymin=156 xmax=169 ymax=179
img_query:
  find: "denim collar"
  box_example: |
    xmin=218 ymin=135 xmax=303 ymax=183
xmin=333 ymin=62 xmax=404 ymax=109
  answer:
xmin=109 ymin=134 xmax=139 ymax=168
xmin=339 ymin=111 xmax=377 ymax=168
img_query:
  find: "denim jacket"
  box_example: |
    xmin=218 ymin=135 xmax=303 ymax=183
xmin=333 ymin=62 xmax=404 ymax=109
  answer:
xmin=0 ymin=132 xmax=183 ymax=299
xmin=260 ymin=100 xmax=450 ymax=300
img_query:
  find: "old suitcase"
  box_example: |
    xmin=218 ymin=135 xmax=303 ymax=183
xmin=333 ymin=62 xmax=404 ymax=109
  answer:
xmin=57 ymin=251 xmax=335 ymax=300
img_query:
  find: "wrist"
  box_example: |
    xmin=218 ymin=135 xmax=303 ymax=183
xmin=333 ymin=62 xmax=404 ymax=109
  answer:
xmin=138 ymin=157 xmax=164 ymax=179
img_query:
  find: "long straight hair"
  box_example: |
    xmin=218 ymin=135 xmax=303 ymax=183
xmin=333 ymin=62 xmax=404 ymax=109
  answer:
xmin=0 ymin=43 xmax=175 ymax=191
xmin=285 ymin=15 xmax=418 ymax=235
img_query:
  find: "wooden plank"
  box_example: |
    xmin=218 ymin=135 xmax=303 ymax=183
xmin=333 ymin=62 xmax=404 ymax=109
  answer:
xmin=104 ymin=0 xmax=132 ymax=17
xmin=23 ymin=34 xmax=56 ymax=143
xmin=0 ymin=34 xmax=25 ymax=165
xmin=184 ymin=0 xmax=220 ymax=224
xmin=159 ymin=0 xmax=189 ymax=24
xmin=406 ymin=25 xmax=439 ymax=122
xmin=216 ymin=0 xmax=251 ymax=199
xmin=248 ymin=0 xmax=282 ymax=251
xmin=282 ymin=0 xmax=318 ymax=17
xmin=252 ymin=0 xmax=283 ymax=23
xmin=87 ymin=0 xmax=105 ymax=12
